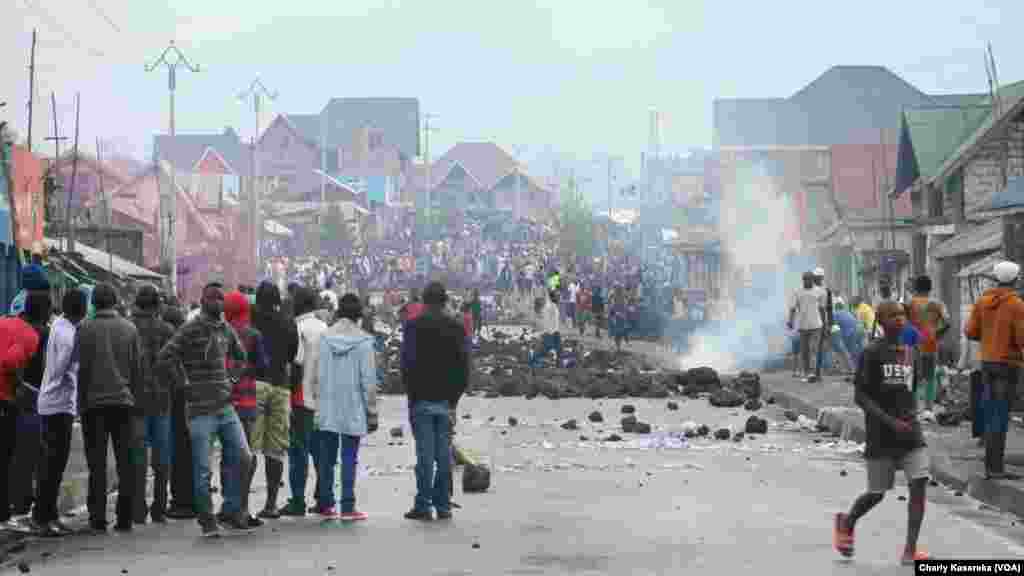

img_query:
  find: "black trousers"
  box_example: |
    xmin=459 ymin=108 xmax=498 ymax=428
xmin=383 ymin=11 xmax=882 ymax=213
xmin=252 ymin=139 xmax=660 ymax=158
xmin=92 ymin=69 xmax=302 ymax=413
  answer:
xmin=0 ymin=401 xmax=16 ymax=522
xmin=35 ymin=414 xmax=74 ymax=524
xmin=9 ymin=411 xmax=42 ymax=515
xmin=981 ymin=363 xmax=1017 ymax=475
xmin=170 ymin=390 xmax=193 ymax=511
xmin=81 ymin=406 xmax=136 ymax=528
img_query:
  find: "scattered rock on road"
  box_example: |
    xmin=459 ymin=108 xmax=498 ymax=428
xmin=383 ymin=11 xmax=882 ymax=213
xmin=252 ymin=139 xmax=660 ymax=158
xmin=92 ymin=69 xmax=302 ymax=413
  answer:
xmin=621 ymin=404 xmax=637 ymax=414
xmin=709 ymin=388 xmax=744 ymax=408
xmin=588 ymin=410 xmax=604 ymax=423
xmin=744 ymin=398 xmax=762 ymax=411
xmin=621 ymin=415 xmax=638 ymax=433
xmin=560 ymin=419 xmax=579 ymax=431
xmin=667 ymin=401 xmax=680 ymax=411
xmin=766 ymin=396 xmax=776 ymax=404
xmin=714 ymin=428 xmax=731 ymax=440
xmin=634 ymin=422 xmax=652 ymax=434
xmin=507 ymin=417 xmax=519 ymax=427
xmin=732 ymin=432 xmax=745 ymax=442
xmin=684 ymin=367 xmax=721 ymax=396
xmin=604 ymin=434 xmax=624 ymax=442
xmin=744 ymin=416 xmax=768 ymax=435
xmin=784 ymin=410 xmax=799 ymax=422
xmin=697 ymin=424 xmax=711 ymax=437
xmin=389 ymin=427 xmax=403 ymax=438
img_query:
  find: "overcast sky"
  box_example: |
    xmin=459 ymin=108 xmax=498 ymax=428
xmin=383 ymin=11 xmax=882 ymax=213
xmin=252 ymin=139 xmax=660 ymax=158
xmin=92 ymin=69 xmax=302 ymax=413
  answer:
xmin=2 ymin=0 xmax=1021 ymax=172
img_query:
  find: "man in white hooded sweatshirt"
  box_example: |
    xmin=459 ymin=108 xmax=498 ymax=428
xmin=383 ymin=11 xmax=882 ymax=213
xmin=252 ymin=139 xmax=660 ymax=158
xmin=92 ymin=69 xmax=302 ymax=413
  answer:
xmin=316 ymin=294 xmax=378 ymax=521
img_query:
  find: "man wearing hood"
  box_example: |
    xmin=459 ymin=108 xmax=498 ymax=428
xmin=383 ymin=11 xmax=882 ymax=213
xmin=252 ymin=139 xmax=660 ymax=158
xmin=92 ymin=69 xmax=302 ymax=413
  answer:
xmin=964 ymin=261 xmax=1024 ymax=479
xmin=286 ymin=286 xmax=328 ymax=517
xmin=157 ymin=282 xmax=251 ymax=537
xmin=129 ymin=284 xmax=175 ymax=525
xmin=223 ymin=290 xmax=269 ymax=528
xmin=316 ymin=294 xmax=378 ymax=520
xmin=250 ymin=281 xmax=299 ymax=518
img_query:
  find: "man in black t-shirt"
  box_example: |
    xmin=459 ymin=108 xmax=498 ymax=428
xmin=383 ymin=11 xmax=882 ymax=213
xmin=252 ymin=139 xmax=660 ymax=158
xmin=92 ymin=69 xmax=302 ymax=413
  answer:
xmin=833 ymin=301 xmax=930 ymax=566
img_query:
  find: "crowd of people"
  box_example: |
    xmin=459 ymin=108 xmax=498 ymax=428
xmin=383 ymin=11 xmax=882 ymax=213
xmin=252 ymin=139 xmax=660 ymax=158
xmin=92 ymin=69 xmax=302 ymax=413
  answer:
xmin=782 ymin=261 xmax=1024 ymax=564
xmin=0 ymin=262 xmax=476 ymax=539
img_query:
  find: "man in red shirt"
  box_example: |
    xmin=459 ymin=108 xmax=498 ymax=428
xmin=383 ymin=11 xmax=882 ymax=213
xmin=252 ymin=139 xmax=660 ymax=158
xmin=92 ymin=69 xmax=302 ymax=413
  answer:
xmin=0 ymin=302 xmax=42 ymax=530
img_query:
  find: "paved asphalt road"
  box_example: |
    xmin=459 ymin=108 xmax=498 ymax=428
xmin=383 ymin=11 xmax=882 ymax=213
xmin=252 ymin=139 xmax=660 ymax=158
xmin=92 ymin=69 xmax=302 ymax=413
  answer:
xmin=7 ymin=395 xmax=1024 ymax=575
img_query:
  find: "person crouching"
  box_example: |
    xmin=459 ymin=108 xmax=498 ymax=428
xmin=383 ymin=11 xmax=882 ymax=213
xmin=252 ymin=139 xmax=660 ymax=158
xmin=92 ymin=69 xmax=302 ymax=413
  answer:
xmin=316 ymin=294 xmax=378 ymax=520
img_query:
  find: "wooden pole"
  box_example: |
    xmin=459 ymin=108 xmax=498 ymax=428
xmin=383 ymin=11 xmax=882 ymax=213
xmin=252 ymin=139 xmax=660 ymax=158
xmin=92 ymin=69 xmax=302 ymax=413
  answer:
xmin=66 ymin=93 xmax=80 ymax=254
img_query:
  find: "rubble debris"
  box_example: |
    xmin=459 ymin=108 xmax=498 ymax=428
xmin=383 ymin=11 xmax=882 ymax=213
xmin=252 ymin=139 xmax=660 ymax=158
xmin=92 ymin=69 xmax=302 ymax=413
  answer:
xmin=936 ymin=409 xmax=964 ymax=427
xmin=733 ymin=371 xmax=762 ymax=399
xmin=697 ymin=424 xmax=710 ymax=437
xmin=621 ymin=404 xmax=637 ymax=415
xmin=766 ymin=396 xmax=776 ymax=404
xmin=714 ymin=428 xmax=731 ymax=440
xmin=681 ymin=421 xmax=699 ymax=438
xmin=488 ymin=416 xmax=496 ymax=422
xmin=579 ymin=435 xmax=589 ymax=441
xmin=709 ymin=388 xmax=744 ymax=408
xmin=389 ymin=427 xmax=404 ymax=439
xmin=840 ymin=470 xmax=848 ymax=477
xmin=462 ymin=413 xmax=472 ymax=420
xmin=588 ymin=411 xmax=604 ymax=423
xmin=604 ymin=434 xmax=624 ymax=442
xmin=463 ymin=463 xmax=491 ymax=493
xmin=784 ymin=409 xmax=799 ymax=422
xmin=17 ymin=562 xmax=30 ymax=574
xmin=621 ymin=415 xmax=638 ymax=433
xmin=560 ymin=419 xmax=579 ymax=431
xmin=733 ymin=432 xmax=745 ymax=442
xmin=472 ymin=542 xmax=481 ymax=549
xmin=667 ymin=401 xmax=680 ymax=411
xmin=744 ymin=399 xmax=762 ymax=411
xmin=634 ymin=422 xmax=652 ymax=434
xmin=744 ymin=416 xmax=768 ymax=435
xmin=507 ymin=417 xmax=519 ymax=427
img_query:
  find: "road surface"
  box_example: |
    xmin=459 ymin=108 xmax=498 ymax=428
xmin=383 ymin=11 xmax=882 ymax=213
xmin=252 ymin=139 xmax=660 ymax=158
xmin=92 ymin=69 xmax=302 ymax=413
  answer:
xmin=6 ymin=395 xmax=1024 ymax=575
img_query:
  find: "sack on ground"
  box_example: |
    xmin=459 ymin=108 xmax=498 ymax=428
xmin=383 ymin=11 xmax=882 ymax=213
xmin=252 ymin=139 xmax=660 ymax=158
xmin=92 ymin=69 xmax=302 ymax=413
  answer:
xmin=462 ymin=462 xmax=491 ymax=493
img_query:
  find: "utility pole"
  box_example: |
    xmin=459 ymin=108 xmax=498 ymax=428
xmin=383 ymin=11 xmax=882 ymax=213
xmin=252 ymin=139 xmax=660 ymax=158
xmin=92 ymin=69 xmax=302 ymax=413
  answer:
xmin=65 ymin=93 xmax=81 ymax=254
xmin=27 ymin=30 xmax=36 ymax=153
xmin=44 ymin=92 xmax=67 ymax=230
xmin=147 ymin=41 xmax=200 ymax=297
xmin=422 ymin=113 xmax=438 ymax=242
xmin=97 ymin=138 xmax=112 ymax=273
xmin=238 ymin=78 xmax=276 ymax=272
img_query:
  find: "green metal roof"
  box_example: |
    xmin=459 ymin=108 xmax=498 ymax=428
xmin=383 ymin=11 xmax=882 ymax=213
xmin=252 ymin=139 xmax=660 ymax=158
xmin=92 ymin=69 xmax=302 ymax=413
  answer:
xmin=903 ymin=104 xmax=990 ymax=181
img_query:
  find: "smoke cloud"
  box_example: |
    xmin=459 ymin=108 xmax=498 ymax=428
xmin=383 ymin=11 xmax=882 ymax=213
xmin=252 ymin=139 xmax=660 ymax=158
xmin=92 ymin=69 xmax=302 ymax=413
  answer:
xmin=678 ymin=169 xmax=801 ymax=374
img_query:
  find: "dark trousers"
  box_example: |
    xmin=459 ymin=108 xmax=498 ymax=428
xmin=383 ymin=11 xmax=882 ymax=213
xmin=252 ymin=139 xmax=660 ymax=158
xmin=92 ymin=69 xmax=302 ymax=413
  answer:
xmin=287 ymin=407 xmax=317 ymax=508
xmin=34 ymin=414 xmax=74 ymax=524
xmin=981 ymin=362 xmax=1017 ymax=475
xmin=170 ymin=390 xmax=194 ymax=512
xmin=0 ymin=401 xmax=17 ymax=522
xmin=9 ymin=412 xmax=42 ymax=515
xmin=969 ymin=371 xmax=985 ymax=438
xmin=81 ymin=406 xmax=136 ymax=528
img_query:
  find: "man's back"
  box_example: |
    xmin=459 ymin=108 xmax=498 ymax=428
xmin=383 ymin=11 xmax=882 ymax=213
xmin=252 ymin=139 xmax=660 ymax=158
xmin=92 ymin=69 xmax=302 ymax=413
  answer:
xmin=402 ymin=311 xmax=468 ymax=405
xmin=793 ymin=288 xmax=823 ymax=331
xmin=77 ymin=311 xmax=140 ymax=411
xmin=965 ymin=286 xmax=1024 ymax=364
xmin=908 ymin=296 xmax=947 ymax=354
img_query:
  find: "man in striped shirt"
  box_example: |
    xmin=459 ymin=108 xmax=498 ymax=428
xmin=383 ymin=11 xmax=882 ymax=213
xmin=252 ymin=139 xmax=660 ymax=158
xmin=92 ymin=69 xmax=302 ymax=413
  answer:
xmin=157 ymin=282 xmax=251 ymax=537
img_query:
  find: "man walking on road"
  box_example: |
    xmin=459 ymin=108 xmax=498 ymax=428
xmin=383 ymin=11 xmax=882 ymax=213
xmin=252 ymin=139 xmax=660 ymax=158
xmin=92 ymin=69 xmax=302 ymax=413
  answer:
xmin=788 ymin=272 xmax=824 ymax=380
xmin=76 ymin=283 xmax=144 ymax=534
xmin=964 ymin=261 xmax=1024 ymax=480
xmin=811 ymin=267 xmax=834 ymax=382
xmin=907 ymin=275 xmax=949 ymax=412
xmin=402 ymin=282 xmax=469 ymax=521
xmin=833 ymin=301 xmax=930 ymax=565
xmin=158 ymin=282 xmax=252 ymax=537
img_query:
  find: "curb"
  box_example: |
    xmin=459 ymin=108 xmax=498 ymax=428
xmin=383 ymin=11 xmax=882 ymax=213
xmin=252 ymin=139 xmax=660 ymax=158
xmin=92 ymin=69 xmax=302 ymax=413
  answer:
xmin=763 ymin=384 xmax=1024 ymax=519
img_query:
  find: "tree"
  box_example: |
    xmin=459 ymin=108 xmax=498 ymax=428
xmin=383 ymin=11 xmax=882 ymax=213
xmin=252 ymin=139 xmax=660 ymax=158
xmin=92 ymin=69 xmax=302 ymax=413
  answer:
xmin=556 ymin=180 xmax=596 ymax=264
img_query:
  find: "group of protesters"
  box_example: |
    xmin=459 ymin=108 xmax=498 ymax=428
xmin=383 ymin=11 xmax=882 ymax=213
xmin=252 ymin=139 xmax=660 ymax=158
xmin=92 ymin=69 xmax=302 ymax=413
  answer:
xmin=0 ymin=262 xmax=470 ymax=539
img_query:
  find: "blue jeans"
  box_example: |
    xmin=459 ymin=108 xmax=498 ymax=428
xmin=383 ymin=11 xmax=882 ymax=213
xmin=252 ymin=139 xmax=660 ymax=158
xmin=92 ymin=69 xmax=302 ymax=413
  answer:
xmin=144 ymin=415 xmax=171 ymax=470
xmin=317 ymin=431 xmax=360 ymax=513
xmin=189 ymin=406 xmax=249 ymax=518
xmin=287 ymin=407 xmax=317 ymax=507
xmin=411 ymin=401 xmax=451 ymax=514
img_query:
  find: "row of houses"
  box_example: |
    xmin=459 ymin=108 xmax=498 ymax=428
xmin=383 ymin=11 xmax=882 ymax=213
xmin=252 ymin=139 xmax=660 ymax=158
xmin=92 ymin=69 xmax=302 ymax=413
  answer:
xmin=711 ymin=64 xmax=1024 ymax=358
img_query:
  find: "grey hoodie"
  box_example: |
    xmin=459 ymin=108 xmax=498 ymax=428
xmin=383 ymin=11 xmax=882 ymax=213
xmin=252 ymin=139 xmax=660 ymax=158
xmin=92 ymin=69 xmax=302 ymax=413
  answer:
xmin=317 ymin=318 xmax=378 ymax=436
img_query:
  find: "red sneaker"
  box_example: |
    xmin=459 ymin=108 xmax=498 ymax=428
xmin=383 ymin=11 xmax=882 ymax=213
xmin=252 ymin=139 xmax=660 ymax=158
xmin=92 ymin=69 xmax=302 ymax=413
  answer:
xmin=340 ymin=511 xmax=368 ymax=522
xmin=318 ymin=507 xmax=339 ymax=519
xmin=833 ymin=513 xmax=854 ymax=557
xmin=901 ymin=550 xmax=928 ymax=566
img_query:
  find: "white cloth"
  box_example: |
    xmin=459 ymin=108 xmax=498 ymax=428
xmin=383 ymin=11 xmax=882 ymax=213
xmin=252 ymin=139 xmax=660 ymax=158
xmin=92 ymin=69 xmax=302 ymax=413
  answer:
xmin=791 ymin=288 xmax=824 ymax=331
xmin=540 ymin=300 xmax=560 ymax=334
xmin=37 ymin=316 xmax=79 ymax=416
xmin=294 ymin=312 xmax=329 ymax=413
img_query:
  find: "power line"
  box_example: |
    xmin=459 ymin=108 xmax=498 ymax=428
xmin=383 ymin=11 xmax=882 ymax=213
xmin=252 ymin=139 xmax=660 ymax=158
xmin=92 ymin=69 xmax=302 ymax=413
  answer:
xmin=85 ymin=0 xmax=121 ymax=33
xmin=21 ymin=0 xmax=106 ymax=58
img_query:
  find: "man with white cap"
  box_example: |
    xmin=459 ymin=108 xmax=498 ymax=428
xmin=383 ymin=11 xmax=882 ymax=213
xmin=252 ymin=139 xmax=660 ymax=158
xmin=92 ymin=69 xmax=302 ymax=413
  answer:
xmin=965 ymin=260 xmax=1024 ymax=479
xmin=811 ymin=267 xmax=835 ymax=383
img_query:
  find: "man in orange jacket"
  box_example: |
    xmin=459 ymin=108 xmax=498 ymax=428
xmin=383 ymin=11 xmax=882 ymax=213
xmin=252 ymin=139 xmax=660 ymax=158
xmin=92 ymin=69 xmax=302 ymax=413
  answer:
xmin=0 ymin=301 xmax=42 ymax=530
xmin=964 ymin=261 xmax=1024 ymax=479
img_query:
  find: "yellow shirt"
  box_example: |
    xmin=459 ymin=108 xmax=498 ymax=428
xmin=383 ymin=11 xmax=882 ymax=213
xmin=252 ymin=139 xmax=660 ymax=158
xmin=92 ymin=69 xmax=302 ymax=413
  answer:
xmin=855 ymin=303 xmax=875 ymax=334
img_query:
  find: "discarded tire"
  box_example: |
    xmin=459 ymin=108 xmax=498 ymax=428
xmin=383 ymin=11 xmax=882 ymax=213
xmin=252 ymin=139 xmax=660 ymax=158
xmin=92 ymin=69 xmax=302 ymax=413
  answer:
xmin=463 ymin=463 xmax=491 ymax=493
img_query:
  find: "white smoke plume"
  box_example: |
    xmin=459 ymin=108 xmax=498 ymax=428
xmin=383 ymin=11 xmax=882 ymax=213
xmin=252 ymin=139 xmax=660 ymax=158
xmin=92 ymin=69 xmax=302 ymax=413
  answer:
xmin=678 ymin=171 xmax=797 ymax=374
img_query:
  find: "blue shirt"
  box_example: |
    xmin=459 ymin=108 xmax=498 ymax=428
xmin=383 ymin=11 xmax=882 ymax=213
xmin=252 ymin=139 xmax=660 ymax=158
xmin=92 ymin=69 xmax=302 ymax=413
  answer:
xmin=834 ymin=310 xmax=863 ymax=343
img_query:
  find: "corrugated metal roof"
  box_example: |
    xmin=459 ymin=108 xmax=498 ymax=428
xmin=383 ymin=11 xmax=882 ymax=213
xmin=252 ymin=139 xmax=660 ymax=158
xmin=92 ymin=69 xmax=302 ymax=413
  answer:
xmin=44 ymin=237 xmax=163 ymax=280
xmin=902 ymin=104 xmax=991 ymax=181
xmin=976 ymin=176 xmax=1024 ymax=213
xmin=957 ymin=250 xmax=1004 ymax=278
xmin=153 ymin=128 xmax=250 ymax=175
xmin=930 ymin=219 xmax=1003 ymax=259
